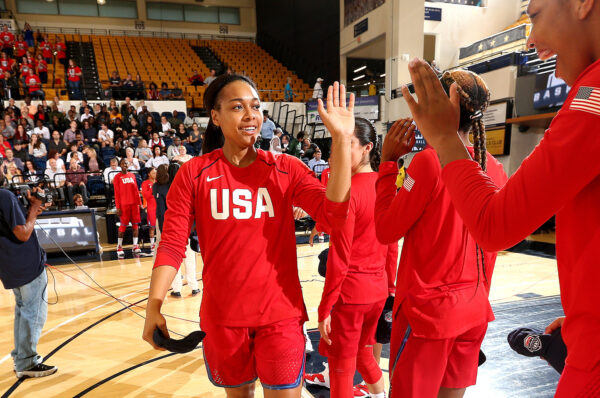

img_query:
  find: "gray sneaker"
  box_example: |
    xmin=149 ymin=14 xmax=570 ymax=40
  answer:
xmin=16 ymin=363 xmax=57 ymax=379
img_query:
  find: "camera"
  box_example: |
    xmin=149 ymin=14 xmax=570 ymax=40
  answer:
xmin=9 ymin=183 xmax=53 ymax=208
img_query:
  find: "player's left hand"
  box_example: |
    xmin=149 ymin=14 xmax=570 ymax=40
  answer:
xmin=318 ymin=82 xmax=355 ymax=141
xmin=293 ymin=207 xmax=307 ymax=220
xmin=319 ymin=315 xmax=332 ymax=345
xmin=381 ymin=118 xmax=416 ymax=162
xmin=545 ymin=316 xmax=565 ymax=334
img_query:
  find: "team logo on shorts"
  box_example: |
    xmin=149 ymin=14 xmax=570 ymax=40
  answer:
xmin=384 ymin=310 xmax=393 ymax=323
xmin=524 ymin=335 xmax=542 ymax=353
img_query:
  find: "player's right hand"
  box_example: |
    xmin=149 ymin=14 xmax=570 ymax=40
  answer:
xmin=143 ymin=300 xmax=168 ymax=351
xmin=319 ymin=315 xmax=332 ymax=345
xmin=382 ymin=118 xmax=416 ymax=162
xmin=544 ymin=316 xmax=565 ymax=334
xmin=317 ymin=82 xmax=355 ymax=141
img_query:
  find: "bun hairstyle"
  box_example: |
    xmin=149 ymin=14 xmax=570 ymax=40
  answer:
xmin=440 ymin=70 xmax=490 ymax=172
xmin=202 ymin=73 xmax=259 ymax=154
xmin=354 ymin=117 xmax=381 ymax=171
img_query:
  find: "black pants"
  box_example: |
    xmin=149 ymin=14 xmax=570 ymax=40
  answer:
xmin=66 ymin=184 xmax=89 ymax=206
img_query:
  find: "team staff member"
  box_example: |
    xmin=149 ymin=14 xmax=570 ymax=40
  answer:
xmin=114 ymin=158 xmax=142 ymax=257
xmin=0 ymin=187 xmax=57 ymax=379
xmin=141 ymin=167 xmax=157 ymax=251
xmin=400 ymin=0 xmax=600 ymax=396
xmin=317 ymin=118 xmax=393 ymax=397
xmin=143 ymin=74 xmax=355 ymax=397
xmin=376 ymin=71 xmax=507 ymax=398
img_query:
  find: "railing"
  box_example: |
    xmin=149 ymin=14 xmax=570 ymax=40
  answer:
xmin=30 ymin=26 xmax=255 ymax=43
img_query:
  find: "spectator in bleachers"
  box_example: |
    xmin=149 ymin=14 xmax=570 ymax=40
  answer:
xmin=173 ymin=145 xmax=192 ymax=164
xmin=49 ymin=104 xmax=64 ymax=124
xmin=54 ymin=37 xmax=67 ymax=68
xmin=23 ymin=160 xmax=39 ymax=183
xmin=45 ymin=159 xmax=65 ymax=201
xmin=97 ymin=105 xmax=110 ymax=126
xmin=167 ymin=137 xmax=182 ymax=160
xmin=120 ymin=97 xmax=132 ymax=115
xmin=169 ymin=110 xmax=182 ymax=130
xmin=112 ymin=117 xmax=125 ymax=137
xmin=189 ymin=70 xmax=204 ymax=86
xmin=122 ymin=74 xmax=135 ymax=99
xmin=171 ymin=83 xmax=183 ymax=100
xmin=73 ymin=132 xmax=85 ymax=152
xmin=13 ymin=126 xmax=28 ymax=145
xmin=287 ymin=131 xmax=305 ymax=158
xmin=80 ymin=106 xmax=93 ymax=123
xmin=98 ymin=123 xmax=115 ymax=148
xmin=1 ymin=118 xmax=15 ymax=141
xmin=175 ymin=122 xmax=188 ymax=141
xmin=65 ymin=159 xmax=88 ymax=206
xmin=260 ymin=110 xmax=276 ymax=151
xmin=134 ymin=139 xmax=152 ymax=163
xmin=0 ymin=134 xmax=10 ymax=157
xmin=147 ymin=82 xmax=159 ymax=100
xmin=103 ymin=158 xmax=119 ymax=184
xmin=284 ymin=77 xmax=296 ymax=102
xmin=3 ymin=71 xmax=18 ymax=100
xmin=26 ymin=72 xmax=44 ymax=100
xmin=83 ymin=147 xmax=104 ymax=173
xmin=32 ymin=119 xmax=49 ymax=140
xmin=12 ymin=141 xmax=28 ymax=163
xmin=136 ymin=100 xmax=147 ymax=114
xmin=66 ymin=109 xmax=78 ymax=124
xmin=160 ymin=115 xmax=174 ymax=137
xmin=7 ymin=98 xmax=20 ymax=118
xmin=109 ymin=71 xmax=122 ymax=100
xmin=81 ymin=119 xmax=98 ymax=147
xmin=115 ymin=130 xmax=132 ymax=158
xmin=128 ymin=118 xmax=141 ymax=139
xmin=109 ymin=108 xmax=122 ymax=123
xmin=108 ymin=98 xmax=118 ymax=112
xmin=0 ymin=52 xmax=15 ymax=74
xmin=19 ymin=56 xmax=32 ymax=89
xmin=72 ymin=194 xmax=85 ymax=209
xmin=2 ymin=148 xmax=24 ymax=171
xmin=34 ymin=30 xmax=43 ymax=46
xmin=34 ymin=54 xmax=48 ymax=84
xmin=63 ymin=120 xmax=79 ymax=144
xmin=281 ymin=134 xmax=290 ymax=153
xmin=307 ymin=148 xmax=326 ymax=172
xmin=124 ymin=147 xmax=140 ymax=171
xmin=39 ymin=35 xmax=52 ymax=64
xmin=23 ymin=23 xmax=34 ymax=48
xmin=149 ymin=132 xmax=165 ymax=148
xmin=46 ymin=150 xmax=65 ymax=172
xmin=14 ymin=34 xmax=27 ymax=59
xmin=270 ymin=127 xmax=283 ymax=154
xmin=48 ymin=131 xmax=67 ymax=158
xmin=145 ymin=124 xmax=156 ymax=142
xmin=158 ymin=82 xmax=171 ymax=100
xmin=183 ymin=112 xmax=194 ymax=128
xmin=49 ymin=114 xmax=65 ymax=134
xmin=204 ymin=68 xmax=217 ymax=86
xmin=66 ymin=143 xmax=82 ymax=164
xmin=0 ymin=25 xmax=14 ymax=57
xmin=145 ymin=145 xmax=168 ymax=169
xmin=52 ymin=96 xmax=65 ymax=113
xmin=134 ymin=74 xmax=145 ymax=100
xmin=67 ymin=59 xmax=83 ymax=100
xmin=312 ymin=77 xmax=324 ymax=99
xmin=4 ymin=161 xmax=22 ymax=183
xmin=79 ymin=99 xmax=93 ymax=116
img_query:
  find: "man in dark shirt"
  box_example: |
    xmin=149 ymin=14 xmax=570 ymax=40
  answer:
xmin=12 ymin=140 xmax=28 ymax=163
xmin=0 ymin=188 xmax=57 ymax=378
xmin=109 ymin=71 xmax=122 ymax=100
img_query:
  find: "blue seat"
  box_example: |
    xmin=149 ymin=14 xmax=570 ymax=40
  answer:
xmin=163 ymin=137 xmax=173 ymax=149
xmin=87 ymin=175 xmax=105 ymax=195
xmin=33 ymin=157 xmax=47 ymax=172
xmin=161 ymin=112 xmax=173 ymax=120
xmin=176 ymin=112 xmax=186 ymax=121
xmin=151 ymin=112 xmax=161 ymax=124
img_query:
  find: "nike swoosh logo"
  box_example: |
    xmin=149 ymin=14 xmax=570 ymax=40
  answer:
xmin=206 ymin=175 xmax=224 ymax=182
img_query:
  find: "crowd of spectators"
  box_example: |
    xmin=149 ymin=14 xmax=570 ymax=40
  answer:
xmin=0 ymin=95 xmax=204 ymax=208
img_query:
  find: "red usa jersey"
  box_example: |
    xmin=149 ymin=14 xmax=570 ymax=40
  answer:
xmin=155 ymin=149 xmax=349 ymax=327
xmin=0 ymin=31 xmax=14 ymax=47
xmin=113 ymin=172 xmax=141 ymax=208
xmin=443 ymin=58 xmax=600 ymax=371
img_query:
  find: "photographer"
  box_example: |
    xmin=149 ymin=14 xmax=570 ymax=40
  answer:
xmin=0 ymin=187 xmax=57 ymax=379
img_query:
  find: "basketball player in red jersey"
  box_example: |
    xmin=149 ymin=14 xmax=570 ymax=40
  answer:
xmin=114 ymin=158 xmax=142 ymax=257
xmin=316 ymin=118 xmax=396 ymax=397
xmin=376 ymin=70 xmax=508 ymax=398
xmin=400 ymin=0 xmax=600 ymax=395
xmin=142 ymin=74 xmax=355 ymax=397
xmin=141 ymin=168 xmax=157 ymax=251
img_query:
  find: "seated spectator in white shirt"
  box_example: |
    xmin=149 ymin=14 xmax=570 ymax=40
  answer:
xmin=145 ymin=145 xmax=169 ymax=168
xmin=80 ymin=107 xmax=93 ymax=123
xmin=124 ymin=147 xmax=140 ymax=171
xmin=307 ymin=149 xmax=327 ymax=172
xmin=149 ymin=132 xmax=165 ymax=148
xmin=98 ymin=123 xmax=114 ymax=148
xmin=160 ymin=116 xmax=175 ymax=137
xmin=173 ymin=145 xmax=192 ymax=164
xmin=103 ymin=158 xmax=120 ymax=184
xmin=32 ymin=120 xmax=50 ymax=140
xmin=134 ymin=139 xmax=153 ymax=162
xmin=45 ymin=158 xmax=66 ymax=188
xmin=167 ymin=137 xmax=182 ymax=160
xmin=45 ymin=150 xmax=66 ymax=172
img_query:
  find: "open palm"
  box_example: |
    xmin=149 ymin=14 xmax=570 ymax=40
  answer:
xmin=318 ymin=82 xmax=355 ymax=140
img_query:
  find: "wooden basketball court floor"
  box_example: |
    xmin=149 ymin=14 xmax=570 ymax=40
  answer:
xmin=0 ymin=236 xmax=562 ymax=397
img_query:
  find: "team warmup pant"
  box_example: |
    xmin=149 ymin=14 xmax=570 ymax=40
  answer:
xmin=319 ymin=299 xmax=386 ymax=397
xmin=389 ymin=310 xmax=487 ymax=398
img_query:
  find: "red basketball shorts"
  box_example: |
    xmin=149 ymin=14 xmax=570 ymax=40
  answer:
xmin=555 ymin=363 xmax=600 ymax=397
xmin=319 ymin=299 xmax=386 ymax=359
xmin=201 ymin=316 xmax=305 ymax=389
xmin=389 ymin=310 xmax=487 ymax=397
xmin=118 ymin=204 xmax=140 ymax=232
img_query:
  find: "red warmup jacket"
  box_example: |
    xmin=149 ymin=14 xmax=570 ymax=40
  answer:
xmin=113 ymin=172 xmax=141 ymax=209
xmin=442 ymin=59 xmax=600 ymax=371
xmin=155 ymin=149 xmax=349 ymax=327
xmin=318 ymin=172 xmax=398 ymax=322
xmin=375 ymin=147 xmax=507 ymax=339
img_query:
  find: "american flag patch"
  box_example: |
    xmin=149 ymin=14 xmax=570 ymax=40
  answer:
xmin=570 ymin=86 xmax=600 ymax=116
xmin=403 ymin=173 xmax=415 ymax=192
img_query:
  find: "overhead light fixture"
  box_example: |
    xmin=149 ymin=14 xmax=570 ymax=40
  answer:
xmin=352 ymin=74 xmax=365 ymax=81
xmin=353 ymin=65 xmax=367 ymax=73
xmin=97 ymin=0 xmax=106 ymax=4
xmin=380 ymin=73 xmax=386 ymax=77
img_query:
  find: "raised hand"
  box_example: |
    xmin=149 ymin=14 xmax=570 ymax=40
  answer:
xmin=381 ymin=118 xmax=417 ymax=163
xmin=401 ymin=59 xmax=460 ymax=150
xmin=317 ymin=82 xmax=355 ymax=140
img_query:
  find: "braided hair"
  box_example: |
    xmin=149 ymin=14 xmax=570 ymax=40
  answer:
xmin=441 ymin=70 xmax=491 ymax=288
xmin=440 ymin=70 xmax=490 ymax=172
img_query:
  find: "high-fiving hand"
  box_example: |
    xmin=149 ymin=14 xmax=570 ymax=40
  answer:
xmin=317 ymin=82 xmax=355 ymax=140
xmin=382 ymin=118 xmax=417 ymax=163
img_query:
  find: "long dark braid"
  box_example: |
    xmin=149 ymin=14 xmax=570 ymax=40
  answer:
xmin=441 ymin=70 xmax=491 ymax=287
